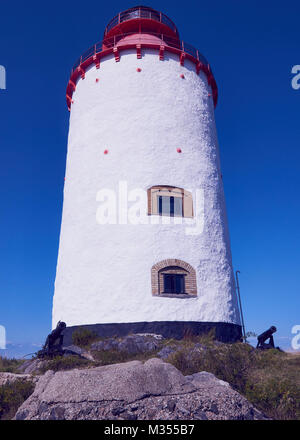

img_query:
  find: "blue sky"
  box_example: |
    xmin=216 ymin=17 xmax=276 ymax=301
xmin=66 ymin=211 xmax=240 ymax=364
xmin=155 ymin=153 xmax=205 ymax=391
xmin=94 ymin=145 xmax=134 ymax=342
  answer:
xmin=0 ymin=0 xmax=299 ymax=356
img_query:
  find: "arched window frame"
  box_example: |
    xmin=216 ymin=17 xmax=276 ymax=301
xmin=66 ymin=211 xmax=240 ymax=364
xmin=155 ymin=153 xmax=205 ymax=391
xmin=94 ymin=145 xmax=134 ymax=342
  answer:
xmin=151 ymin=259 xmax=197 ymax=298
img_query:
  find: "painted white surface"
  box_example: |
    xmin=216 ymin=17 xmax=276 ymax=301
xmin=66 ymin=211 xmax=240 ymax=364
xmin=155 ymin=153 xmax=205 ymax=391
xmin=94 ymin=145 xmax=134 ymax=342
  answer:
xmin=52 ymin=48 xmax=240 ymax=328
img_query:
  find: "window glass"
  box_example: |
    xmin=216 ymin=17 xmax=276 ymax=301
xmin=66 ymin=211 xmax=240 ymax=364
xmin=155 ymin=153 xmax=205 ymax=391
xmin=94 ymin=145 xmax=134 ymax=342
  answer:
xmin=148 ymin=186 xmax=193 ymax=218
xmin=163 ymin=274 xmax=185 ymax=294
xmin=158 ymin=195 xmax=182 ymax=217
xmin=174 ymin=196 xmax=183 ymax=216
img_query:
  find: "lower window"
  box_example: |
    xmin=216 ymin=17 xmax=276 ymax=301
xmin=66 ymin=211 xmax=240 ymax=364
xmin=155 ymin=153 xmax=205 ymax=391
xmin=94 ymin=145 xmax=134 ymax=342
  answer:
xmin=163 ymin=274 xmax=185 ymax=294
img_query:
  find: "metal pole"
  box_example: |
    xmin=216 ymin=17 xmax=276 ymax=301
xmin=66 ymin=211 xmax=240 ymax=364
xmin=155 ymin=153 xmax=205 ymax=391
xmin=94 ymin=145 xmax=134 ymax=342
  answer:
xmin=235 ymin=270 xmax=246 ymax=342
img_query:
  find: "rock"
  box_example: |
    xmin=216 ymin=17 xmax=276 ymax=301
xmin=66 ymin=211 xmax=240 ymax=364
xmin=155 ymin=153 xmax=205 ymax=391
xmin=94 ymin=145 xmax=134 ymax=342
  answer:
xmin=91 ymin=334 xmax=163 ymax=355
xmin=136 ymin=333 xmax=164 ymax=340
xmin=63 ymin=345 xmax=94 ymax=361
xmin=63 ymin=345 xmax=85 ymax=356
xmin=90 ymin=339 xmax=119 ymax=351
xmin=49 ymin=405 xmax=65 ymax=420
xmin=15 ymin=358 xmax=268 ymax=420
xmin=193 ymin=410 xmax=208 ymax=420
xmin=177 ymin=405 xmax=190 ymax=416
xmin=166 ymin=399 xmax=176 ymax=412
xmin=111 ymin=406 xmax=125 ymax=416
xmin=209 ymin=403 xmax=219 ymax=414
xmin=18 ymin=346 xmax=94 ymax=375
xmin=117 ymin=334 xmax=161 ymax=354
xmin=17 ymin=359 xmax=47 ymax=375
xmin=17 ymin=359 xmax=33 ymax=373
xmin=156 ymin=341 xmax=206 ymax=360
xmin=185 ymin=371 xmax=230 ymax=387
xmin=0 ymin=372 xmax=38 ymax=386
xmin=157 ymin=345 xmax=178 ymax=359
xmin=122 ymin=411 xmax=137 ymax=420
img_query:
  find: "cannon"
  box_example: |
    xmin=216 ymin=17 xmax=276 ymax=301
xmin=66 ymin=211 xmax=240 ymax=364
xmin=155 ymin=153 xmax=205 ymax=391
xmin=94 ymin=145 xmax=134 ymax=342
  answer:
xmin=256 ymin=326 xmax=278 ymax=350
xmin=37 ymin=321 xmax=66 ymax=358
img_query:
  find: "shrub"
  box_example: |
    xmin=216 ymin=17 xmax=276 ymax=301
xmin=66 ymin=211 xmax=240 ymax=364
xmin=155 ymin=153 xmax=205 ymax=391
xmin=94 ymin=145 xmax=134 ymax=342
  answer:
xmin=39 ymin=355 xmax=92 ymax=373
xmin=71 ymin=328 xmax=98 ymax=348
xmin=0 ymin=380 xmax=34 ymax=420
xmin=167 ymin=342 xmax=300 ymax=420
xmin=245 ymin=378 xmax=300 ymax=420
xmin=0 ymin=356 xmax=24 ymax=373
xmin=168 ymin=342 xmax=253 ymax=388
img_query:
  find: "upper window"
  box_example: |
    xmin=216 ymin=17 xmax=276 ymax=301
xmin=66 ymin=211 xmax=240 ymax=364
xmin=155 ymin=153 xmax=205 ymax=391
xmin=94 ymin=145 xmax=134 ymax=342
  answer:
xmin=147 ymin=186 xmax=193 ymax=218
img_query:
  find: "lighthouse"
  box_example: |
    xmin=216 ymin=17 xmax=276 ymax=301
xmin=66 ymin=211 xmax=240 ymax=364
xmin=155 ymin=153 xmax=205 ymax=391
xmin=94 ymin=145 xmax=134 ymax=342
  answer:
xmin=53 ymin=6 xmax=242 ymax=342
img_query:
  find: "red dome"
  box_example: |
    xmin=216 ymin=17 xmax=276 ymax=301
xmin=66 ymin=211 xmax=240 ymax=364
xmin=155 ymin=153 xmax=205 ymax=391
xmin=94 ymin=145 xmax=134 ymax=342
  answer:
xmin=116 ymin=33 xmax=167 ymax=48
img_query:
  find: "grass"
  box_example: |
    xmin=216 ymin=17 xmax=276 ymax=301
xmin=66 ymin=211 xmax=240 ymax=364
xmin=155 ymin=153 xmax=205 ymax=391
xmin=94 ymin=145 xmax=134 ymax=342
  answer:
xmin=0 ymin=380 xmax=35 ymax=420
xmin=71 ymin=327 xmax=99 ymax=348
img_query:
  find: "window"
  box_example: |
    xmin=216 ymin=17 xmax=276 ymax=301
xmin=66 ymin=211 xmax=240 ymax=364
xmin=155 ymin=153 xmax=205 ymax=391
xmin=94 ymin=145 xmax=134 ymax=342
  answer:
xmin=147 ymin=186 xmax=193 ymax=218
xmin=163 ymin=273 xmax=185 ymax=294
xmin=158 ymin=195 xmax=183 ymax=217
xmin=151 ymin=259 xmax=197 ymax=298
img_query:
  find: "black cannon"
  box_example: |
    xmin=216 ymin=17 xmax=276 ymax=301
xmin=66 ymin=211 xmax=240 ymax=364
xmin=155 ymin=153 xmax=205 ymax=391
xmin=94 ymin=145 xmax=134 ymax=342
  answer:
xmin=37 ymin=321 xmax=66 ymax=358
xmin=256 ymin=326 xmax=278 ymax=350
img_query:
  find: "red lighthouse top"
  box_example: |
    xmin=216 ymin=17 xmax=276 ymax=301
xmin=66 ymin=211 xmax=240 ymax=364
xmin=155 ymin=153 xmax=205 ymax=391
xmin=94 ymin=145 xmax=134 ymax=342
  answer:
xmin=103 ymin=6 xmax=179 ymax=41
xmin=66 ymin=6 xmax=218 ymax=110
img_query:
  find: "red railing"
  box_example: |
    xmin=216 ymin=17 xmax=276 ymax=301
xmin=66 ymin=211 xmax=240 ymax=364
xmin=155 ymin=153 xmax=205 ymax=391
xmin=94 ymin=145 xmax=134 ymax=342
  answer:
xmin=71 ymin=32 xmax=210 ymax=74
xmin=104 ymin=6 xmax=179 ymax=37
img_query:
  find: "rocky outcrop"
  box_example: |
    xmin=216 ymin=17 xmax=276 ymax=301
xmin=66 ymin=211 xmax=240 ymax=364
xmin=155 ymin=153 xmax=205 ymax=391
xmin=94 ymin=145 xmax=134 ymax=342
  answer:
xmin=0 ymin=371 xmax=38 ymax=386
xmin=90 ymin=333 xmax=164 ymax=355
xmin=63 ymin=345 xmax=95 ymax=361
xmin=17 ymin=359 xmax=48 ymax=375
xmin=15 ymin=358 xmax=267 ymax=420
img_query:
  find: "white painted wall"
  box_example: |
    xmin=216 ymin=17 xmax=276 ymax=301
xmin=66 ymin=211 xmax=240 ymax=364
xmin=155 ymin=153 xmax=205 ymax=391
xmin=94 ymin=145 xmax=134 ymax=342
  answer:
xmin=52 ymin=48 xmax=240 ymax=328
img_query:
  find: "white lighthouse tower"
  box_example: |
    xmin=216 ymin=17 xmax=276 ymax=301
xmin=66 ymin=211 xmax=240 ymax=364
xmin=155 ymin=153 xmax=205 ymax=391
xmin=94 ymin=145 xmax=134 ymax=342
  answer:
xmin=53 ymin=6 xmax=242 ymax=342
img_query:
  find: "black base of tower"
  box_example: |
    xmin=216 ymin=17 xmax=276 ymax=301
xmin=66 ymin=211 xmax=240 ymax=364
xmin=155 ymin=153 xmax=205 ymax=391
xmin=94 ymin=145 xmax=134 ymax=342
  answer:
xmin=62 ymin=321 xmax=242 ymax=346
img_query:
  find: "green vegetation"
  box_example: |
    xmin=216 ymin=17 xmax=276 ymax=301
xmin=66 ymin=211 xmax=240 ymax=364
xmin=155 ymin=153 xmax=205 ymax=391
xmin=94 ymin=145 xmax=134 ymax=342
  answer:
xmin=71 ymin=327 xmax=98 ymax=348
xmin=39 ymin=355 xmax=92 ymax=373
xmin=0 ymin=380 xmax=34 ymax=420
xmin=0 ymin=356 xmax=24 ymax=374
xmin=165 ymin=337 xmax=300 ymax=420
xmin=1 ymin=334 xmax=299 ymax=420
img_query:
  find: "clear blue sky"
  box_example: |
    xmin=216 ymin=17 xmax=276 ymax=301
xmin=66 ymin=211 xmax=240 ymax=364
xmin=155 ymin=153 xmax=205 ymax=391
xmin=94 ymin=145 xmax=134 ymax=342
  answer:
xmin=0 ymin=0 xmax=299 ymax=354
